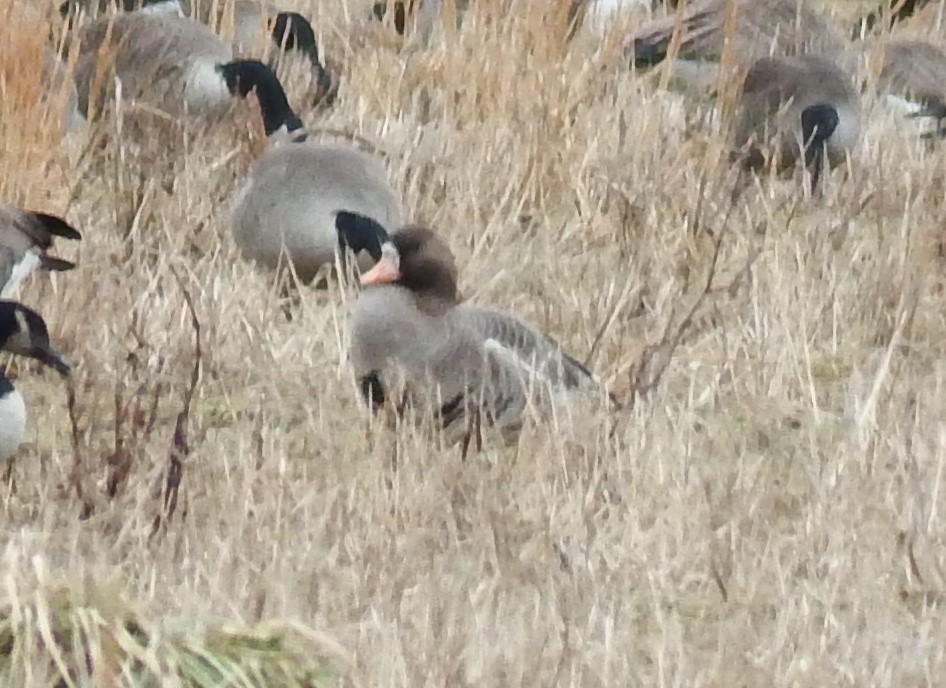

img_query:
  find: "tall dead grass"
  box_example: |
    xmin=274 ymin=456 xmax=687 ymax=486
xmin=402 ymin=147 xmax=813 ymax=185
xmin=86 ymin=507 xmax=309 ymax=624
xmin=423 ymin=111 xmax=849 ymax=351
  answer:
xmin=1 ymin=0 xmax=946 ymax=685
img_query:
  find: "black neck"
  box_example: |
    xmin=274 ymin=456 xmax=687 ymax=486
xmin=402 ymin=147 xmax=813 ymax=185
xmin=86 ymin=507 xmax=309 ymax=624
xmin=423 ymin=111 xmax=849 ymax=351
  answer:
xmin=217 ymin=60 xmax=304 ymax=136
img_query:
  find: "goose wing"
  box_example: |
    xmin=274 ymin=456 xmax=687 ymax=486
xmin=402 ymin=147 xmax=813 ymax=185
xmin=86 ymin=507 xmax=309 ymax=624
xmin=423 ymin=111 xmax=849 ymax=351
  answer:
xmin=458 ymin=305 xmax=595 ymax=391
xmin=629 ymin=0 xmax=844 ymax=68
xmin=878 ymin=39 xmax=946 ymax=116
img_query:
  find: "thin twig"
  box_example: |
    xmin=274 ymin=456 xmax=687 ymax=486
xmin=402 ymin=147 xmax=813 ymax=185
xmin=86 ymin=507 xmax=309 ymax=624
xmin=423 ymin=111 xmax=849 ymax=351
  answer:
xmin=150 ymin=265 xmax=202 ymax=539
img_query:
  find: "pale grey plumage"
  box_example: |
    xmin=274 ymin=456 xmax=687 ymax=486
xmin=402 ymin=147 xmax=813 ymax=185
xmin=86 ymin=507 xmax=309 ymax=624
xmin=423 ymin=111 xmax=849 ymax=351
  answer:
xmin=72 ymin=11 xmax=233 ymax=119
xmin=41 ymin=48 xmax=87 ymax=136
xmin=230 ymin=143 xmax=401 ymax=283
xmin=629 ymin=0 xmax=847 ymax=75
xmin=873 ymin=38 xmax=946 ymax=118
xmin=734 ymin=55 xmax=861 ymax=176
xmin=351 ymin=227 xmax=596 ymax=440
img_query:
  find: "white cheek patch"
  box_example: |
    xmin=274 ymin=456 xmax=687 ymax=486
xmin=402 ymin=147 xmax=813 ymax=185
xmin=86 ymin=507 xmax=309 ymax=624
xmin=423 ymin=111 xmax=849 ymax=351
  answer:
xmin=183 ymin=61 xmax=232 ymax=112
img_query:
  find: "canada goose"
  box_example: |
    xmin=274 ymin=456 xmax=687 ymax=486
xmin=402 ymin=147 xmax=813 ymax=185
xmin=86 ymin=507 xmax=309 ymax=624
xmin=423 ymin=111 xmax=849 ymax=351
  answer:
xmin=230 ymin=143 xmax=401 ymax=284
xmin=60 ymin=0 xmax=330 ymax=77
xmin=0 ymin=205 xmax=81 ymax=299
xmin=628 ymin=0 xmax=847 ymax=86
xmin=71 ymin=11 xmax=302 ymax=134
xmin=870 ymin=38 xmax=946 ymax=131
xmin=370 ymin=0 xmax=585 ymax=42
xmin=0 ymin=301 xmax=71 ymax=465
xmin=733 ymin=54 xmax=861 ymax=192
xmin=371 ymin=0 xmax=468 ymax=38
xmin=352 ymin=221 xmax=595 ymax=443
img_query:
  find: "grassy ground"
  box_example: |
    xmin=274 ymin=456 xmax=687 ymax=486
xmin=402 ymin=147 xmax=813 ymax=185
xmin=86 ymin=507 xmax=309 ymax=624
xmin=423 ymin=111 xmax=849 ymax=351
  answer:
xmin=1 ymin=0 xmax=946 ymax=685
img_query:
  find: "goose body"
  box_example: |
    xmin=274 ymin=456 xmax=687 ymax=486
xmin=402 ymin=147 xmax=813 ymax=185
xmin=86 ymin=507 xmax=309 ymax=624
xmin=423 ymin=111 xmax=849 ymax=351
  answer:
xmin=0 ymin=301 xmax=72 ymax=464
xmin=71 ymin=11 xmax=302 ymax=134
xmin=0 ymin=377 xmax=26 ymax=464
xmin=352 ymin=225 xmax=595 ymax=440
xmin=734 ymin=54 xmax=861 ymax=189
xmin=230 ymin=144 xmax=401 ymax=283
xmin=41 ymin=48 xmax=87 ymax=136
xmin=873 ymin=38 xmax=946 ymax=125
xmin=0 ymin=205 xmax=81 ymax=299
xmin=61 ymin=0 xmax=332 ymax=95
xmin=628 ymin=0 xmax=847 ymax=78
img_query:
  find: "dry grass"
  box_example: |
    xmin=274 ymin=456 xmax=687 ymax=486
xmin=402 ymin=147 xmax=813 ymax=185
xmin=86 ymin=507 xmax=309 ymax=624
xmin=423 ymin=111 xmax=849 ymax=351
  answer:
xmin=2 ymin=0 xmax=946 ymax=685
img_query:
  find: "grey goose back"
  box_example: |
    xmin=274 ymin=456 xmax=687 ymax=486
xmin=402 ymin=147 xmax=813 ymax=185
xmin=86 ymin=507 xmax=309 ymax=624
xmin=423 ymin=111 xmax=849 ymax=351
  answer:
xmin=628 ymin=0 xmax=847 ymax=86
xmin=60 ymin=0 xmax=335 ymax=104
xmin=0 ymin=205 xmax=81 ymax=299
xmin=0 ymin=301 xmax=71 ymax=464
xmin=351 ymin=221 xmax=596 ymax=445
xmin=734 ymin=55 xmax=861 ymax=192
xmin=230 ymin=145 xmax=401 ymax=284
xmin=868 ymin=39 xmax=946 ymax=136
xmin=71 ymin=10 xmax=303 ymax=134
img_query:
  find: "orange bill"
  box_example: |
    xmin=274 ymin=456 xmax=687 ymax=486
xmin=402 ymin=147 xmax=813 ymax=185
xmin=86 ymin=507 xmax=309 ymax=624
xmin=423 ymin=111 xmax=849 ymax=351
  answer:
xmin=360 ymin=255 xmax=401 ymax=286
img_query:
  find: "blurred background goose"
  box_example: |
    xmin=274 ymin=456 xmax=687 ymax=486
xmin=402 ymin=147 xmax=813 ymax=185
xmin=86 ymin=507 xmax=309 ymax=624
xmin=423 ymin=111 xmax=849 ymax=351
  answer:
xmin=351 ymin=223 xmax=596 ymax=446
xmin=0 ymin=204 xmax=81 ymax=299
xmin=59 ymin=0 xmax=335 ymax=104
xmin=0 ymin=301 xmax=72 ymax=466
xmin=627 ymin=0 xmax=847 ymax=91
xmin=733 ymin=54 xmax=861 ymax=193
xmin=230 ymin=146 xmax=401 ymax=285
xmin=70 ymin=10 xmax=303 ymax=135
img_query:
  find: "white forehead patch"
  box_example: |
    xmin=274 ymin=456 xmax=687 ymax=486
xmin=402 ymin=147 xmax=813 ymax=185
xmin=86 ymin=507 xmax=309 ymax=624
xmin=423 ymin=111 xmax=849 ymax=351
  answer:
xmin=13 ymin=308 xmax=28 ymax=336
xmin=380 ymin=242 xmax=400 ymax=270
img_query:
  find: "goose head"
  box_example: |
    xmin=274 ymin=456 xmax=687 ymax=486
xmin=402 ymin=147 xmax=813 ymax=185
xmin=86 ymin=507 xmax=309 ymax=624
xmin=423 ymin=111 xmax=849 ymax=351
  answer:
xmin=217 ymin=59 xmax=305 ymax=137
xmin=269 ymin=11 xmax=337 ymax=106
xmin=0 ymin=302 xmax=70 ymax=377
xmin=360 ymin=226 xmax=460 ymax=307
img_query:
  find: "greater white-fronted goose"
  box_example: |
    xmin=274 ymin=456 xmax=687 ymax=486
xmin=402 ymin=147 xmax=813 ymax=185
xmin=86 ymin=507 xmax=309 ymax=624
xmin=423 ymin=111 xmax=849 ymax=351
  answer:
xmin=230 ymin=144 xmax=401 ymax=285
xmin=351 ymin=221 xmax=595 ymax=443
xmin=0 ymin=301 xmax=71 ymax=465
xmin=70 ymin=10 xmax=303 ymax=134
xmin=0 ymin=205 xmax=81 ymax=299
xmin=734 ymin=54 xmax=861 ymax=191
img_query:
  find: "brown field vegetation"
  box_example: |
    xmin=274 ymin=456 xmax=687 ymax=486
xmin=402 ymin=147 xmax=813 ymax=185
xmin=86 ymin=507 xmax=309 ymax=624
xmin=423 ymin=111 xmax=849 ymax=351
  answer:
xmin=2 ymin=0 xmax=946 ymax=685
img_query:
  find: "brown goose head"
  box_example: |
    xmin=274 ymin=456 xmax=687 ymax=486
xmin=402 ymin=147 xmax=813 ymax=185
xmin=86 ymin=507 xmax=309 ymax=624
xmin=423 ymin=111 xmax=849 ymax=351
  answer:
xmin=360 ymin=226 xmax=460 ymax=310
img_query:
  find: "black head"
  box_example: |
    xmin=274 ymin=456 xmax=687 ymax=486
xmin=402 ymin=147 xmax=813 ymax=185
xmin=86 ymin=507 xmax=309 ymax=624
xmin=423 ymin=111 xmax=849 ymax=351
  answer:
xmin=801 ymin=103 xmax=840 ymax=193
xmin=335 ymin=211 xmax=390 ymax=262
xmin=270 ymin=12 xmax=319 ymax=61
xmin=0 ymin=301 xmax=71 ymax=377
xmin=217 ymin=59 xmax=304 ymax=136
xmin=268 ymin=11 xmax=337 ymax=108
xmin=801 ymin=104 xmax=839 ymax=161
